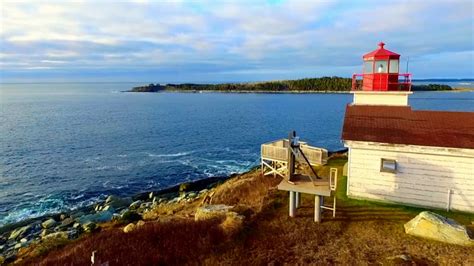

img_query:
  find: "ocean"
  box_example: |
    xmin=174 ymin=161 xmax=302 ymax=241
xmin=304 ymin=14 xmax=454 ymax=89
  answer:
xmin=1 ymin=82 xmax=473 ymax=226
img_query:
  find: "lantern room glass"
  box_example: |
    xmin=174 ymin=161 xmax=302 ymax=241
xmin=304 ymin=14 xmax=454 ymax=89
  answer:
xmin=363 ymin=61 xmax=373 ymax=74
xmin=389 ymin=59 xmax=399 ymax=73
xmin=375 ymin=60 xmax=388 ymax=73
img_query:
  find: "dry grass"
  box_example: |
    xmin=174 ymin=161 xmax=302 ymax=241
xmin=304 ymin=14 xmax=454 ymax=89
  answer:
xmin=25 ymin=159 xmax=474 ymax=265
xmin=25 ymin=218 xmax=226 ymax=265
xmin=209 ymin=169 xmax=281 ymax=214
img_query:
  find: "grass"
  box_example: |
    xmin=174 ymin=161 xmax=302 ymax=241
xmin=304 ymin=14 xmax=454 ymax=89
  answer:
xmin=24 ymin=219 xmax=227 ymax=266
xmin=20 ymin=157 xmax=474 ymax=265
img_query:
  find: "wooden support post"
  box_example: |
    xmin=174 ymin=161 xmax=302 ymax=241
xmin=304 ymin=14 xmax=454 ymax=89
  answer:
xmin=287 ymin=131 xmax=296 ymax=182
xmin=295 ymin=192 xmax=301 ymax=208
xmin=314 ymin=195 xmax=321 ymax=223
xmin=289 ymin=191 xmax=296 ymax=217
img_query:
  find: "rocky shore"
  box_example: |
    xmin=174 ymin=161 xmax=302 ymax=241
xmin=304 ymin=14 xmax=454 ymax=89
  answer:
xmin=0 ymin=174 xmax=231 ymax=264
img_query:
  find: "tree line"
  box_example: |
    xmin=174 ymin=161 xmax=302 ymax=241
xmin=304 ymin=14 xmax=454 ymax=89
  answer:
xmin=130 ymin=77 xmax=452 ymax=92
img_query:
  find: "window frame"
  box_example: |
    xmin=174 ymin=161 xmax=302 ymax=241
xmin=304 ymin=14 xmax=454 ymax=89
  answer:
xmin=375 ymin=60 xmax=388 ymax=73
xmin=363 ymin=60 xmax=374 ymax=74
xmin=389 ymin=59 xmax=399 ymax=74
xmin=380 ymin=158 xmax=397 ymax=173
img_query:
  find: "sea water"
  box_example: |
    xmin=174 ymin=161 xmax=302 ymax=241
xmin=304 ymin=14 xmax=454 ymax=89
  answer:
xmin=1 ymin=83 xmax=473 ymax=226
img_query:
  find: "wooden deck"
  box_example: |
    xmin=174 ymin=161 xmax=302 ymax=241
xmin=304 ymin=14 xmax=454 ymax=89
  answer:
xmin=277 ymin=175 xmax=331 ymax=196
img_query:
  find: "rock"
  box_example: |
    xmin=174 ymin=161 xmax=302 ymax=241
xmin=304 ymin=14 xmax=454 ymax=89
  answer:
xmin=40 ymin=229 xmax=53 ymax=238
xmin=43 ymin=231 xmax=68 ymax=240
xmin=102 ymin=205 xmax=115 ymax=213
xmin=67 ymin=229 xmax=79 ymax=239
xmin=123 ymin=223 xmax=136 ymax=233
xmin=187 ymin=192 xmax=197 ymax=199
xmin=129 ymin=200 xmax=142 ymax=210
xmin=42 ymin=218 xmax=57 ymax=229
xmin=139 ymin=202 xmax=152 ymax=210
xmin=404 ymin=211 xmax=474 ymax=246
xmin=120 ymin=210 xmax=142 ymax=224
xmin=179 ymin=182 xmax=190 ymax=192
xmin=19 ymin=238 xmax=27 ymax=243
xmin=94 ymin=205 xmax=102 ymax=212
xmin=82 ymin=222 xmax=98 ymax=233
xmin=105 ymin=195 xmax=132 ymax=209
xmin=73 ymin=222 xmax=81 ymax=229
xmin=61 ymin=217 xmax=75 ymax=227
xmin=149 ymin=192 xmax=154 ymax=199
xmin=195 ymin=204 xmax=234 ymax=221
xmin=386 ymin=254 xmax=413 ymax=264
xmin=14 ymin=242 xmax=26 ymax=249
xmin=59 ymin=214 xmax=68 ymax=221
xmin=77 ymin=210 xmax=113 ymax=224
xmin=136 ymin=220 xmax=145 ymax=227
xmin=9 ymin=225 xmax=32 ymax=240
xmin=199 ymin=189 xmax=209 ymax=194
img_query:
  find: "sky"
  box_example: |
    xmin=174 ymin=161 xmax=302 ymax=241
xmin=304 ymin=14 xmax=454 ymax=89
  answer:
xmin=0 ymin=0 xmax=473 ymax=83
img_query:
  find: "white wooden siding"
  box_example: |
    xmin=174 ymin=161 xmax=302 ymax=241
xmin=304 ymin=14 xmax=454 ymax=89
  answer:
xmin=345 ymin=141 xmax=474 ymax=213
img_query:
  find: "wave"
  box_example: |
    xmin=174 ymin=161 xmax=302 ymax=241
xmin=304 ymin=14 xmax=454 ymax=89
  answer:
xmin=147 ymin=151 xmax=194 ymax=157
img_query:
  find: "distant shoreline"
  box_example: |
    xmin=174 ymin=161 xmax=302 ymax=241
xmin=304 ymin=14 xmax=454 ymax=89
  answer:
xmin=127 ymin=77 xmax=463 ymax=94
xmin=126 ymin=89 xmax=351 ymax=94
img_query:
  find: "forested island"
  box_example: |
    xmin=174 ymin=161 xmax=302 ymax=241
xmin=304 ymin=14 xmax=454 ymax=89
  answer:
xmin=129 ymin=77 xmax=453 ymax=93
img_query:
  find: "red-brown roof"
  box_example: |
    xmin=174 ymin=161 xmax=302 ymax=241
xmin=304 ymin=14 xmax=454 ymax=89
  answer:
xmin=363 ymin=42 xmax=400 ymax=59
xmin=341 ymin=105 xmax=474 ymax=149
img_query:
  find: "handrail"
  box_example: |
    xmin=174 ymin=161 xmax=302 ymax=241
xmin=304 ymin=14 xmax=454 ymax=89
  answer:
xmin=352 ymin=73 xmax=412 ymax=91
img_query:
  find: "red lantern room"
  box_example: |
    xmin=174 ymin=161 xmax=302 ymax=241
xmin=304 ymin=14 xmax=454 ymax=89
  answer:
xmin=352 ymin=42 xmax=411 ymax=91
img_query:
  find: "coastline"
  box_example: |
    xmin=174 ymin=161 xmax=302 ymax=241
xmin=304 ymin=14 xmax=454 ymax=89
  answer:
xmin=0 ymin=170 xmax=244 ymax=262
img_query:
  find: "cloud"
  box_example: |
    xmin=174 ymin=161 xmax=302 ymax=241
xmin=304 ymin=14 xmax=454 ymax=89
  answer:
xmin=0 ymin=0 xmax=472 ymax=82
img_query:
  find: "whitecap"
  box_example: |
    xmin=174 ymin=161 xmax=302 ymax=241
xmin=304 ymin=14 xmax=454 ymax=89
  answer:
xmin=147 ymin=151 xmax=193 ymax=157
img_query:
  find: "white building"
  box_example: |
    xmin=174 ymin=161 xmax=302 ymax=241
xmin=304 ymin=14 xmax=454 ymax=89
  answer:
xmin=341 ymin=43 xmax=474 ymax=213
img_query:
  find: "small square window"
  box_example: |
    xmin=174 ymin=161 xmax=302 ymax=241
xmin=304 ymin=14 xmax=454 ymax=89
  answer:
xmin=381 ymin=158 xmax=397 ymax=173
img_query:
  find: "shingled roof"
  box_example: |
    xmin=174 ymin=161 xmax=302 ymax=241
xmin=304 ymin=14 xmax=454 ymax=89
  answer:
xmin=341 ymin=105 xmax=474 ymax=149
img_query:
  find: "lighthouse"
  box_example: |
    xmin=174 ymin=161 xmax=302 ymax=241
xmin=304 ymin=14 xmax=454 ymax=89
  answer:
xmin=351 ymin=42 xmax=412 ymax=106
xmin=341 ymin=43 xmax=474 ymax=213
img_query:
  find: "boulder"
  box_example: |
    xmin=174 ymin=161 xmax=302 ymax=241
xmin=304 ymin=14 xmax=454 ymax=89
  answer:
xmin=404 ymin=211 xmax=474 ymax=246
xmin=129 ymin=200 xmax=142 ymax=210
xmin=40 ymin=229 xmax=53 ymax=238
xmin=102 ymin=205 xmax=115 ymax=213
xmin=123 ymin=223 xmax=136 ymax=233
xmin=195 ymin=204 xmax=234 ymax=221
xmin=42 ymin=231 xmax=68 ymax=240
xmin=61 ymin=217 xmax=75 ymax=227
xmin=105 ymin=195 xmax=132 ymax=209
xmin=136 ymin=220 xmax=145 ymax=227
xmin=119 ymin=210 xmax=142 ymax=224
xmin=9 ymin=225 xmax=32 ymax=240
xmin=42 ymin=218 xmax=57 ymax=229
xmin=77 ymin=210 xmax=113 ymax=224
xmin=82 ymin=222 xmax=98 ymax=233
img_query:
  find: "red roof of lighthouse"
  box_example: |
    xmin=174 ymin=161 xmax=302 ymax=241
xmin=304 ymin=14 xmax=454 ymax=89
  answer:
xmin=341 ymin=105 xmax=474 ymax=149
xmin=363 ymin=42 xmax=400 ymax=59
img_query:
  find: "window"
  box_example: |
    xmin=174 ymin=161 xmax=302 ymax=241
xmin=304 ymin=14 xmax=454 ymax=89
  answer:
xmin=363 ymin=60 xmax=373 ymax=73
xmin=375 ymin=60 xmax=388 ymax=73
xmin=389 ymin=59 xmax=399 ymax=73
xmin=380 ymin=158 xmax=397 ymax=173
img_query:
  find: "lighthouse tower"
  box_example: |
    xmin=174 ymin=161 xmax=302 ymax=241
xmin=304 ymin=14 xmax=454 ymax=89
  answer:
xmin=351 ymin=42 xmax=412 ymax=106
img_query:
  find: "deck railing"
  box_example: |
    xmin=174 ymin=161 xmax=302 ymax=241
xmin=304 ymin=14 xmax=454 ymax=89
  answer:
xmin=261 ymin=139 xmax=327 ymax=165
xmin=351 ymin=73 xmax=412 ymax=91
